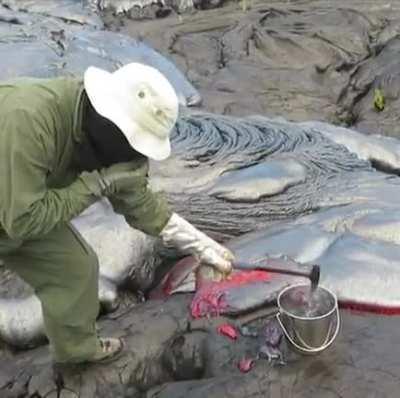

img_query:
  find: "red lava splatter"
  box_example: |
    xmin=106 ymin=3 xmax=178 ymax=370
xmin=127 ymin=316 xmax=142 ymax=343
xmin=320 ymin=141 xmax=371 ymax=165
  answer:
xmin=217 ymin=323 xmax=238 ymax=340
xmin=340 ymin=301 xmax=400 ymax=315
xmin=211 ymin=270 xmax=272 ymax=287
xmin=191 ymin=270 xmax=271 ymax=318
xmin=238 ymin=358 xmax=255 ymax=373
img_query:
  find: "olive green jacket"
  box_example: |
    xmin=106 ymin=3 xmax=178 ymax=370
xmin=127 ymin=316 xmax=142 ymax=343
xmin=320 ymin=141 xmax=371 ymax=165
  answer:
xmin=0 ymin=77 xmax=171 ymax=241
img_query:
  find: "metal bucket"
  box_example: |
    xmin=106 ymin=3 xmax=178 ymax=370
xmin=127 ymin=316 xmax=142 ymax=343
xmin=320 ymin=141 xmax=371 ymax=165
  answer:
xmin=276 ymin=284 xmax=340 ymax=355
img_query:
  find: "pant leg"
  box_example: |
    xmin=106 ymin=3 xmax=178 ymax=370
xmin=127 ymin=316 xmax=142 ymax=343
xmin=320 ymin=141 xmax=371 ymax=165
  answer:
xmin=0 ymin=223 xmax=100 ymax=363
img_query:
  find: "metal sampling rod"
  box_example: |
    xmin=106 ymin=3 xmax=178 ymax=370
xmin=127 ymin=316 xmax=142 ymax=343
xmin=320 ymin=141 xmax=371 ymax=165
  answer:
xmin=233 ymin=256 xmax=320 ymax=288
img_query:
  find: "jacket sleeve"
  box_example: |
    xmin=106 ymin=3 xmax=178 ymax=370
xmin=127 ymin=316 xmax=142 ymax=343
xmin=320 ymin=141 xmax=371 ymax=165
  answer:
xmin=108 ymin=159 xmax=172 ymax=237
xmin=0 ymin=110 xmax=98 ymax=240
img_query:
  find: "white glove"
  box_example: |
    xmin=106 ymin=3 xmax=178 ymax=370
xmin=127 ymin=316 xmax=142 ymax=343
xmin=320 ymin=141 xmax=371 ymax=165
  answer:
xmin=160 ymin=213 xmax=234 ymax=274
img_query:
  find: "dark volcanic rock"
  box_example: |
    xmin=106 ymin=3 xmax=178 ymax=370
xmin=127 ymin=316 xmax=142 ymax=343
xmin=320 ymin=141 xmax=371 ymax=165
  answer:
xmin=2 ymin=1 xmax=400 ymax=397
xmin=1 ymin=304 xmax=399 ymax=398
xmin=117 ymin=0 xmax=400 ymax=138
xmin=0 ymin=2 xmax=201 ymax=106
xmin=338 ymin=34 xmax=400 ymax=137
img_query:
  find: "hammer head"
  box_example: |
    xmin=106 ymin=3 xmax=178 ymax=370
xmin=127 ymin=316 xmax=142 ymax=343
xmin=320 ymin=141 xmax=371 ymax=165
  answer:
xmin=310 ymin=264 xmax=321 ymax=288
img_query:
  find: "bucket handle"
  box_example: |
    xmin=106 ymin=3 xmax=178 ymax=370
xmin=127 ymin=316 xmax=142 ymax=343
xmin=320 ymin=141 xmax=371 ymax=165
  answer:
xmin=276 ymin=307 xmax=340 ymax=354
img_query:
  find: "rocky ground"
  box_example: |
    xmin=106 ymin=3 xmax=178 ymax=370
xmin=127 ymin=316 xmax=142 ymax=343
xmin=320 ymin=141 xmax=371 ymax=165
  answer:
xmin=105 ymin=0 xmax=400 ymax=137
xmin=2 ymin=295 xmax=400 ymax=398
xmin=105 ymin=1 xmax=400 ymax=396
xmin=2 ymin=1 xmax=400 ymax=397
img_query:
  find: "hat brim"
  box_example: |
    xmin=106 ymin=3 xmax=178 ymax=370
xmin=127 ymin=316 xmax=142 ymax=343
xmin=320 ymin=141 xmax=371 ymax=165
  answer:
xmin=84 ymin=66 xmax=171 ymax=161
xmin=122 ymin=122 xmax=171 ymax=161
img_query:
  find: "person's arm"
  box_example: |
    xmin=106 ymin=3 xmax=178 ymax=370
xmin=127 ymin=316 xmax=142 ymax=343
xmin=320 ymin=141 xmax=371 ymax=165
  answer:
xmin=160 ymin=213 xmax=234 ymax=274
xmin=108 ymin=158 xmax=233 ymax=274
xmin=0 ymin=110 xmax=100 ymax=240
xmin=108 ymin=159 xmax=172 ymax=237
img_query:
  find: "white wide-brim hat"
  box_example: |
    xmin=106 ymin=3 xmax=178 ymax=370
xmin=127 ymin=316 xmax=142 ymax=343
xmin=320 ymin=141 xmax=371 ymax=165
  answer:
xmin=84 ymin=62 xmax=179 ymax=161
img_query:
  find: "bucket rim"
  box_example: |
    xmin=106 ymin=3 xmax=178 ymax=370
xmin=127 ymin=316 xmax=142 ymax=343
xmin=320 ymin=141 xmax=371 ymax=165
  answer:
xmin=277 ymin=283 xmax=338 ymax=321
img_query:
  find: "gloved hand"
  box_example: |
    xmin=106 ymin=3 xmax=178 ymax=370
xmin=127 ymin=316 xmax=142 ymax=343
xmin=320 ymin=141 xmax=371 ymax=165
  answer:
xmin=81 ymin=161 xmax=148 ymax=198
xmin=160 ymin=213 xmax=234 ymax=275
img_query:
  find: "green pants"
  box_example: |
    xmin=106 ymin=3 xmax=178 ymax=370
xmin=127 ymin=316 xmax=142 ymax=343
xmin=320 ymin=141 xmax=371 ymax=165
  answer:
xmin=0 ymin=223 xmax=99 ymax=363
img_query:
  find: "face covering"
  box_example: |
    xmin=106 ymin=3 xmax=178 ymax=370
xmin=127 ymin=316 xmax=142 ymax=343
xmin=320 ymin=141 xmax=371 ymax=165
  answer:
xmin=78 ymin=91 xmax=147 ymax=171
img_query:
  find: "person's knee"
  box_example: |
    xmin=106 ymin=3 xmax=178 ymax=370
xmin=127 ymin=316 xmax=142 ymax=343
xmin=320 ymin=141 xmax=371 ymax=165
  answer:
xmin=41 ymin=249 xmax=99 ymax=322
xmin=58 ymin=244 xmax=99 ymax=295
xmin=78 ymin=249 xmax=99 ymax=286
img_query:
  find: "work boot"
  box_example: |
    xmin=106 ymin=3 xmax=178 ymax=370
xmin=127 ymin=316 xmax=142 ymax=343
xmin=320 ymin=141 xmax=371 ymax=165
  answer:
xmin=90 ymin=337 xmax=125 ymax=363
xmin=53 ymin=337 xmax=125 ymax=374
xmin=52 ymin=337 xmax=125 ymax=387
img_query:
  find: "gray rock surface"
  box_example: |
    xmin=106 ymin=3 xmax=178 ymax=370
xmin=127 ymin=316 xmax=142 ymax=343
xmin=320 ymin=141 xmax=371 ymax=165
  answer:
xmin=2 ymin=1 xmax=400 ymax=397
xmin=1 ymin=299 xmax=399 ymax=398
xmin=0 ymin=1 xmax=201 ymax=106
xmin=116 ymin=0 xmax=400 ymax=138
